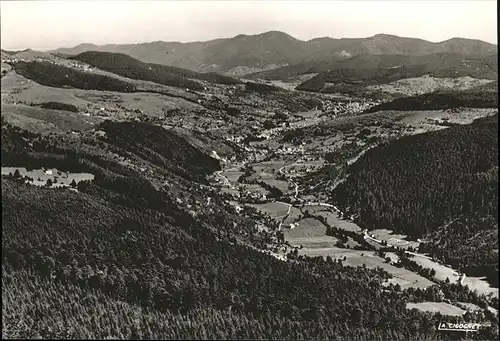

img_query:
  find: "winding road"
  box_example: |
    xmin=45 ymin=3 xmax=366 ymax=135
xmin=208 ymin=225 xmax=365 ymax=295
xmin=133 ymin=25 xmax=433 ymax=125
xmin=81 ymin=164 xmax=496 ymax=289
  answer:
xmin=215 ymin=162 xmax=247 ymax=189
xmin=278 ymin=163 xmax=303 ymax=202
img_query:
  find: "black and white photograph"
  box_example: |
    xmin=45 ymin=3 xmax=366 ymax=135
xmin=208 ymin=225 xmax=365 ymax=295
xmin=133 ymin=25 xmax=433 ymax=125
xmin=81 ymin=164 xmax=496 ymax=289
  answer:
xmin=0 ymin=0 xmax=498 ymax=339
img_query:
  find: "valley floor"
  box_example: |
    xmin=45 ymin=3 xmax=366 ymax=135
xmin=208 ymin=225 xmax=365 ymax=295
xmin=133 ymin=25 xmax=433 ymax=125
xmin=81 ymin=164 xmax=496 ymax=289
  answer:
xmin=211 ymin=108 xmax=499 ymax=312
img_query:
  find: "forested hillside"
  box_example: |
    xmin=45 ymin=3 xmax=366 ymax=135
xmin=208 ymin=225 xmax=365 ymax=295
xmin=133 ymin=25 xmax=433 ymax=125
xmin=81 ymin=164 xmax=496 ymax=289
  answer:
xmin=12 ymin=61 xmax=137 ymax=92
xmin=99 ymin=121 xmax=221 ymax=182
xmin=71 ymin=51 xmax=241 ymax=89
xmin=3 ymin=121 xmax=496 ymax=340
xmin=332 ymin=115 xmax=498 ymax=280
xmin=0 ymin=172 xmax=438 ymax=340
xmin=1 ymin=117 xmax=36 ymax=156
xmin=419 ymin=214 xmax=499 ymax=286
xmin=37 ymin=101 xmax=79 ymax=112
xmin=365 ymin=91 xmax=498 ymax=113
xmin=149 ymin=64 xmax=242 ymax=85
xmin=1 ymin=264 xmax=440 ymax=340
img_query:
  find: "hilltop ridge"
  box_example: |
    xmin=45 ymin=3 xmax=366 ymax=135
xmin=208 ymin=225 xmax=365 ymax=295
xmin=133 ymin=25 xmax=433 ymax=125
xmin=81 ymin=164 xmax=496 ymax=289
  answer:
xmin=47 ymin=31 xmax=497 ymax=76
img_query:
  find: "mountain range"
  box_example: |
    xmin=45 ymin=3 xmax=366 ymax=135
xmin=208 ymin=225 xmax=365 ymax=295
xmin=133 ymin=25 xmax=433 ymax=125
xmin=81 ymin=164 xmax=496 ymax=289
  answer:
xmin=48 ymin=31 xmax=497 ymax=76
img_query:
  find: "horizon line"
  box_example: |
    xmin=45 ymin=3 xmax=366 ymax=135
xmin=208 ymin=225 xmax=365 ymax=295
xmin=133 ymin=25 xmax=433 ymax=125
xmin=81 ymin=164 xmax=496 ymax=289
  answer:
xmin=2 ymin=30 xmax=497 ymax=52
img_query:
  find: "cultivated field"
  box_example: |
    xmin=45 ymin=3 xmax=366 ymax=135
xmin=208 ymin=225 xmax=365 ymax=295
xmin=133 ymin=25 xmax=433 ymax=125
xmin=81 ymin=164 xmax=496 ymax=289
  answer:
xmin=371 ymin=229 xmax=419 ymax=249
xmin=283 ymin=217 xmax=332 ymax=247
xmin=1 ymin=112 xmax=58 ymax=134
xmin=1 ymin=103 xmax=102 ymax=133
xmin=299 ymin=246 xmax=434 ymax=289
xmin=294 ymin=110 xmax=322 ymax=119
xmin=1 ymin=62 xmax=12 ymax=72
xmin=220 ymin=170 xmax=243 ymax=183
xmin=302 ymin=205 xmax=329 ymax=215
xmin=1 ymin=70 xmax=202 ymax=118
xmin=455 ymin=302 xmax=483 ymax=312
xmin=411 ymin=256 xmax=499 ymax=298
xmin=248 ymin=202 xmax=291 ymax=219
xmin=251 ymin=160 xmax=289 ymax=173
xmin=244 ymin=184 xmax=270 ymax=195
xmin=260 ymin=179 xmax=291 ymax=193
xmin=279 ymin=206 xmax=433 ymax=290
xmin=282 ymin=206 xmax=302 ymax=225
xmin=220 ymin=187 xmax=240 ymax=197
xmin=314 ymin=211 xmax=362 ymax=232
xmin=267 ymin=73 xmax=319 ymax=90
xmin=1 ymin=167 xmax=94 ymax=188
xmin=398 ymin=108 xmax=498 ymax=126
xmin=406 ymin=302 xmax=465 ymax=317
xmin=2 ymin=72 xmax=88 ymax=107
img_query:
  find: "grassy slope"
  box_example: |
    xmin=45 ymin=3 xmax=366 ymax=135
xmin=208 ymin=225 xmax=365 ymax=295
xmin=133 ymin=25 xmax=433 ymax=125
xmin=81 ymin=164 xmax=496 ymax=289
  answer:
xmin=2 ymin=104 xmax=102 ymax=134
xmin=365 ymin=91 xmax=498 ymax=113
xmin=469 ymin=80 xmax=498 ymax=92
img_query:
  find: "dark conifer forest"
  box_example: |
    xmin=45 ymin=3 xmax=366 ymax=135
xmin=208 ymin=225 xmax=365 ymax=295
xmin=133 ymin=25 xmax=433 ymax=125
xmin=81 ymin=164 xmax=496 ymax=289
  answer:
xmin=332 ymin=115 xmax=498 ymax=281
xmin=12 ymin=61 xmax=137 ymax=92
xmin=365 ymin=91 xmax=499 ymax=113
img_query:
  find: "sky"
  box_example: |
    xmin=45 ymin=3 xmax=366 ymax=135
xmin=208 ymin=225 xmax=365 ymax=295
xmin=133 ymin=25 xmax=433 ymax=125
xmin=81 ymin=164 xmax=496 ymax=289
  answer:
xmin=0 ymin=0 xmax=497 ymax=51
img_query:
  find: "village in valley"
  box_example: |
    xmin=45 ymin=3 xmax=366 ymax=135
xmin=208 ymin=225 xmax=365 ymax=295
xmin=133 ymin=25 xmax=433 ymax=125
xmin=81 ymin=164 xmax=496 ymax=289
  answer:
xmin=1 ymin=30 xmax=498 ymax=337
xmin=2 ymin=51 xmax=496 ymax=303
xmin=2 ymin=0 xmax=499 ymax=338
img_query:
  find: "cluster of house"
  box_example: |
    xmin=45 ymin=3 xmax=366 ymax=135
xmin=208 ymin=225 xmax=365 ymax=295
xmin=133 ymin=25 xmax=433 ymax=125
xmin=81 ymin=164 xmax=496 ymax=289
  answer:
xmin=326 ymin=99 xmax=377 ymax=117
xmin=2 ymin=57 xmax=96 ymax=74
xmin=203 ymin=84 xmax=241 ymax=97
xmin=225 ymin=135 xmax=245 ymax=143
xmin=81 ymin=106 xmax=125 ymax=118
xmin=287 ymin=120 xmax=319 ymax=133
xmin=233 ymin=185 xmax=268 ymax=202
xmin=276 ymin=145 xmax=305 ymax=155
xmin=66 ymin=61 xmax=94 ymax=72
xmin=1 ymin=58 xmax=26 ymax=63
